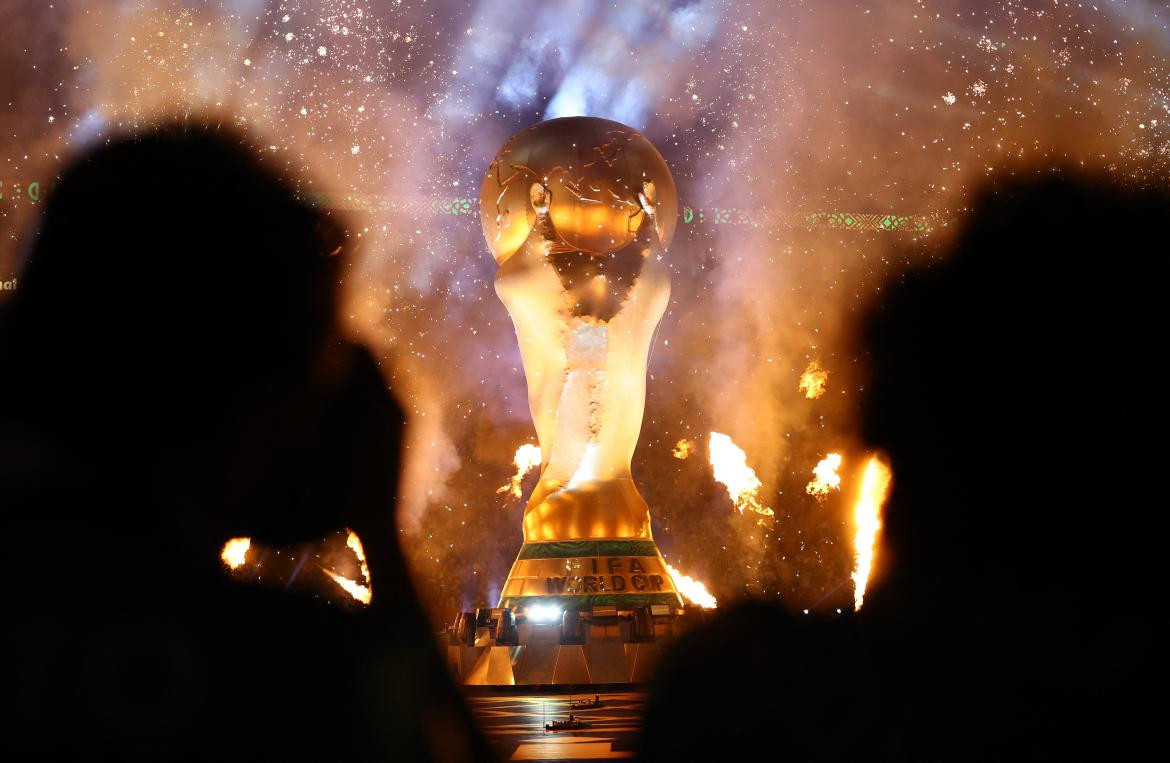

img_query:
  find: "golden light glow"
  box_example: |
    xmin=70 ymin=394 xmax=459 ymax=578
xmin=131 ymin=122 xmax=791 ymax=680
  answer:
xmin=323 ymin=529 xmax=373 ymax=605
xmin=708 ymin=432 xmax=774 ymax=518
xmin=672 ymin=438 xmax=696 ymax=459
xmin=220 ymin=537 xmax=251 ymax=570
xmin=851 ymin=454 xmax=892 ymax=610
xmin=806 ymin=453 xmax=843 ymax=499
xmin=666 ymin=563 xmax=717 ymax=609
xmin=799 ymin=360 xmax=828 ymax=399
xmin=497 ymin=443 xmax=542 ymax=499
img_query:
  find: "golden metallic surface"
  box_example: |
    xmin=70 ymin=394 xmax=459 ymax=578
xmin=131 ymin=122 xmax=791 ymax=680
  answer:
xmin=521 ymin=478 xmax=652 ymax=542
xmin=480 ymin=116 xmax=678 ymax=265
xmin=483 ymin=117 xmax=677 ymax=547
xmin=500 ymin=555 xmax=675 ymax=600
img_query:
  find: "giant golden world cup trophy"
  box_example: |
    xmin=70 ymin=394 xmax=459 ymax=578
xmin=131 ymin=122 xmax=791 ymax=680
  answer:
xmin=480 ymin=117 xmax=684 ymax=619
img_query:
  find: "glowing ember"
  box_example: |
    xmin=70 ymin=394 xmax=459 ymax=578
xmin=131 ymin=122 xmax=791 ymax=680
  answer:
xmin=672 ymin=438 xmax=696 ymax=459
xmin=666 ymin=563 xmax=717 ymax=609
xmin=806 ymin=453 xmax=843 ymax=499
xmin=851 ymin=455 xmax=892 ymax=610
xmin=220 ymin=537 xmax=251 ymax=570
xmin=799 ymin=360 xmax=829 ymax=399
xmin=496 ymin=443 xmax=542 ymax=499
xmin=323 ymin=529 xmax=373 ymax=605
xmin=708 ymin=432 xmax=774 ymax=518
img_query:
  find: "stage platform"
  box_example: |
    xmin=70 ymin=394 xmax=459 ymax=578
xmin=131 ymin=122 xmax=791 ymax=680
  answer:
xmin=466 ymin=688 xmax=647 ymax=761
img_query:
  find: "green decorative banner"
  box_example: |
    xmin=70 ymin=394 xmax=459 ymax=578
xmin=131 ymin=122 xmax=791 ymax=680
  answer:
xmin=516 ymin=540 xmax=661 ymax=560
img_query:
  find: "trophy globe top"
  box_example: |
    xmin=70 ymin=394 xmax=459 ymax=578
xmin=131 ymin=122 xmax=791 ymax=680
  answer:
xmin=479 ymin=116 xmax=678 ymax=265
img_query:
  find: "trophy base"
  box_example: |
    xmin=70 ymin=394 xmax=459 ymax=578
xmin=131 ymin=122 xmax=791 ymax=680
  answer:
xmin=498 ymin=539 xmax=683 ymax=612
xmin=444 ymin=540 xmax=698 ymax=685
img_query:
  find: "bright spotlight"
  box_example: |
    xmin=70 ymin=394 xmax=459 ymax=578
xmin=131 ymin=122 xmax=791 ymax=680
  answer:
xmin=527 ymin=604 xmax=562 ymax=623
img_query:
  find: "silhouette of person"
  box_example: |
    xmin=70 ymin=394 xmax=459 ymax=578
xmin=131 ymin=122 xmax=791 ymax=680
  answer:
xmin=855 ymin=172 xmax=1165 ymax=758
xmin=0 ymin=122 xmax=492 ymax=761
xmin=638 ymin=172 xmax=1166 ymax=760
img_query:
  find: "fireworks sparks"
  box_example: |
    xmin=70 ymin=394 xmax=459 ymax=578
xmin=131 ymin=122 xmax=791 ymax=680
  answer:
xmin=672 ymin=438 xmax=696 ymax=459
xmin=497 ymin=443 xmax=541 ymax=499
xmin=851 ymin=455 xmax=892 ymax=610
xmin=806 ymin=453 xmax=843 ymax=500
xmin=798 ymin=361 xmax=828 ymax=400
xmin=220 ymin=537 xmax=250 ymax=570
xmin=708 ymin=432 xmax=773 ymax=518
xmin=666 ymin=563 xmax=717 ymax=609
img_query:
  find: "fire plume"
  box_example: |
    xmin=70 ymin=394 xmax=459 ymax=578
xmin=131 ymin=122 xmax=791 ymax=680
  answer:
xmin=806 ymin=453 xmax=843 ymax=499
xmin=708 ymin=432 xmax=774 ymax=518
xmin=851 ymin=455 xmax=892 ymax=610
xmin=672 ymin=438 xmax=696 ymax=459
xmin=497 ymin=443 xmax=542 ymax=499
xmin=220 ymin=537 xmax=251 ymax=570
xmin=799 ymin=360 xmax=828 ymax=399
xmin=346 ymin=530 xmax=370 ymax=585
xmin=323 ymin=569 xmax=372 ymax=605
xmin=323 ymin=529 xmax=373 ymax=605
xmin=666 ymin=563 xmax=717 ymax=609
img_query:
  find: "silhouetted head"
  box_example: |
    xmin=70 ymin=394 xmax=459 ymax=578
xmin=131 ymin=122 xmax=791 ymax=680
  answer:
xmin=0 ymin=122 xmax=402 ymax=565
xmin=860 ymin=172 xmax=1165 ymax=626
xmin=639 ymin=602 xmax=876 ymax=761
xmin=11 ymin=122 xmax=341 ymax=414
xmin=855 ymin=171 xmax=1166 ymax=753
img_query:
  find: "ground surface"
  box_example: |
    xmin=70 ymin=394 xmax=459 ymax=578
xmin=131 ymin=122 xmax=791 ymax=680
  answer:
xmin=467 ymin=689 xmax=646 ymax=761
